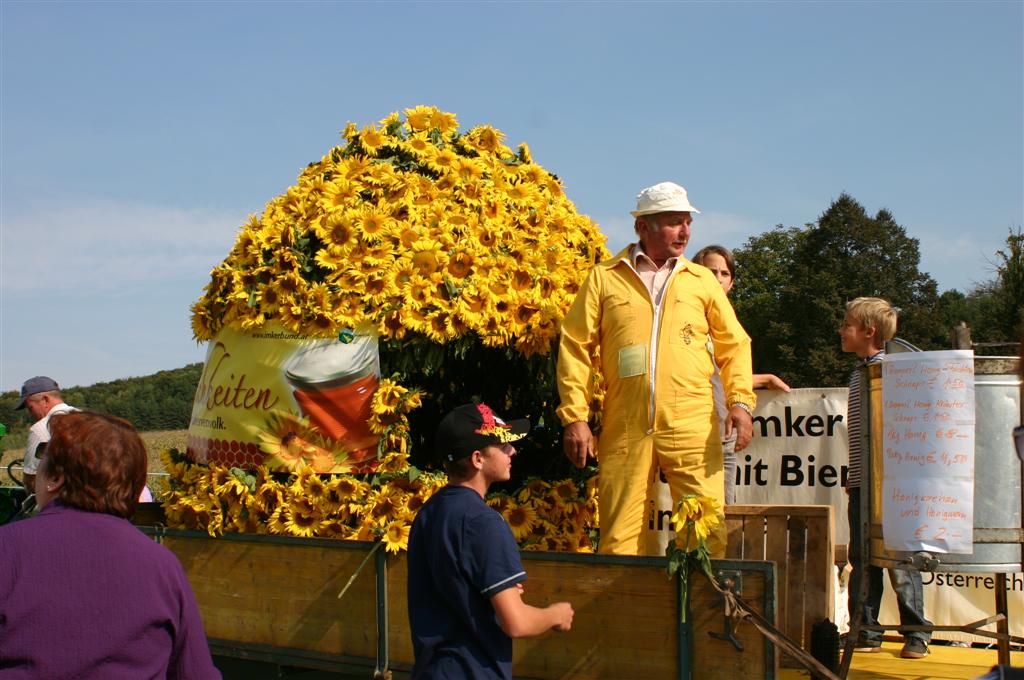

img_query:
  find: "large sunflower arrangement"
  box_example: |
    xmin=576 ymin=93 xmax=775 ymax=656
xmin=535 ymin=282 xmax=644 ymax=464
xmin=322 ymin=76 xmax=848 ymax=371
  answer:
xmin=189 ymin=105 xmax=607 ymax=475
xmin=169 ymin=107 xmax=609 ymax=550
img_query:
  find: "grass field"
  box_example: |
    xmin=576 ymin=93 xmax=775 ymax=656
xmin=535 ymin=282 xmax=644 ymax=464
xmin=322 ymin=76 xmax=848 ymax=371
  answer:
xmin=1 ymin=429 xmax=187 ymax=498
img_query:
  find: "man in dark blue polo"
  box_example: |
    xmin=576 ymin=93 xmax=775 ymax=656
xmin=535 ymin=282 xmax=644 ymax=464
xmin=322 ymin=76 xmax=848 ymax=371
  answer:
xmin=407 ymin=403 xmax=574 ymax=679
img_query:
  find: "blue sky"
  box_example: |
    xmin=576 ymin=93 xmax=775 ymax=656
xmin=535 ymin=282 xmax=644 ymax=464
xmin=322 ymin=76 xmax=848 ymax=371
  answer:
xmin=2 ymin=1 xmax=1022 ymax=391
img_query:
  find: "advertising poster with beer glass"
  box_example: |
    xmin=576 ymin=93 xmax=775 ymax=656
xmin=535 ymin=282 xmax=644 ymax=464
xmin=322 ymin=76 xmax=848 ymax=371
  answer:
xmin=186 ymin=323 xmax=381 ymax=473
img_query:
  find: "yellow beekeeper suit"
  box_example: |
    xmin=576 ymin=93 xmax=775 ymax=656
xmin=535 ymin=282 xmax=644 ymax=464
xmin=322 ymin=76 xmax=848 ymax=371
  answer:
xmin=556 ymin=246 xmax=755 ymax=556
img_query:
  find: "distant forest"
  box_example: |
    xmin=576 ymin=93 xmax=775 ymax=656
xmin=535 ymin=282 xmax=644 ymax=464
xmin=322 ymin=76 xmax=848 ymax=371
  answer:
xmin=0 ymin=364 xmax=202 ymax=445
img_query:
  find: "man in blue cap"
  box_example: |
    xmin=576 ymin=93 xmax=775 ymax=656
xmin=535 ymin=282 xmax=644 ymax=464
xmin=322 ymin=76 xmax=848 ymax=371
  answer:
xmin=407 ymin=402 xmax=574 ymax=679
xmin=15 ymin=376 xmax=78 ymax=490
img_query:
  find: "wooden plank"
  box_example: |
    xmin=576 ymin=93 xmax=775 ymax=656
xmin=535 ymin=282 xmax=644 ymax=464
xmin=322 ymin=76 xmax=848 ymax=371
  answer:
xmin=784 ymin=516 xmax=808 ymax=651
xmin=764 ymin=514 xmax=790 ymax=657
xmin=802 ymin=507 xmax=835 ymax=630
xmin=727 ymin=504 xmax=833 ymax=518
xmin=511 ymin=559 xmax=678 ymax=679
xmin=166 ymin=536 xmax=377 ymax=659
xmin=385 ymin=556 xmax=414 ymax=667
xmin=742 ymin=515 xmax=766 ymax=561
xmin=726 ymin=515 xmax=745 ymax=560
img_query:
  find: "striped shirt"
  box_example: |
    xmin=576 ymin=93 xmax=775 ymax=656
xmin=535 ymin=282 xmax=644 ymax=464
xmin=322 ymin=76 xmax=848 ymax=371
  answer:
xmin=847 ymin=350 xmax=885 ymax=488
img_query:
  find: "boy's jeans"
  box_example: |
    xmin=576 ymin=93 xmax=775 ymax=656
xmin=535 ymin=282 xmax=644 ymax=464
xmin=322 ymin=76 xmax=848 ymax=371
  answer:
xmin=847 ymin=487 xmax=932 ymax=644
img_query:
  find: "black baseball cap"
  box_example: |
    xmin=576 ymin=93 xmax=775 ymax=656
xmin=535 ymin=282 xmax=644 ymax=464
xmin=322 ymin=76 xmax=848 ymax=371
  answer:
xmin=435 ymin=403 xmax=530 ymax=462
xmin=15 ymin=376 xmax=60 ymax=410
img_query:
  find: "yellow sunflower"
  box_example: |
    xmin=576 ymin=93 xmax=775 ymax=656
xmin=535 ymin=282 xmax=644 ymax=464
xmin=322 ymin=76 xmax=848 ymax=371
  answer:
xmin=404 ymin=493 xmax=427 ymax=515
xmin=516 ymin=477 xmax=550 ymax=503
xmin=357 ymin=206 xmax=393 ymax=241
xmin=254 ymin=482 xmax=284 ymax=514
xmin=670 ymin=495 xmax=721 ymax=543
xmin=446 ymin=251 xmax=475 ymax=279
xmin=486 ymin=493 xmax=512 ymax=514
xmin=372 ymin=379 xmax=409 ymax=415
xmin=428 ymin=109 xmax=458 ymax=135
xmin=425 ymin=147 xmax=458 ymax=174
xmin=320 ymin=518 xmax=350 ymax=539
xmin=359 ymin=125 xmax=386 ymax=153
xmin=301 ymin=472 xmax=328 ymax=502
xmin=382 ymin=520 xmax=412 ymax=554
xmin=366 ymin=487 xmax=406 ymax=526
xmin=502 ymin=503 xmax=538 ymax=542
xmin=378 ymin=451 xmax=410 ymax=473
xmin=466 ymin=125 xmax=505 ymax=153
xmin=404 ymin=105 xmax=434 ymax=132
xmin=284 ymin=497 xmax=323 ymax=538
xmin=410 ymin=239 xmax=445 ymax=277
xmin=326 ymin=476 xmax=368 ymax=505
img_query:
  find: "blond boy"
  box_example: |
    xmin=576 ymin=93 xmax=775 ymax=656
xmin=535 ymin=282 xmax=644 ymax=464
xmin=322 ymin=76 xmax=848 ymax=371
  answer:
xmin=840 ymin=297 xmax=931 ymax=659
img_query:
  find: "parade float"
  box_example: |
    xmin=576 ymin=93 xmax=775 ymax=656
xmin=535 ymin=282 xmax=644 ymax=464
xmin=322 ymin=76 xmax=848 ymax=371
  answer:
xmin=133 ymin=106 xmax=829 ymax=679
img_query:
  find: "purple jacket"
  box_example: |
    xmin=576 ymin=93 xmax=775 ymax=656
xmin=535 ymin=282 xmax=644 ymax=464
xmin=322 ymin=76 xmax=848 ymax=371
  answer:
xmin=0 ymin=500 xmax=220 ymax=679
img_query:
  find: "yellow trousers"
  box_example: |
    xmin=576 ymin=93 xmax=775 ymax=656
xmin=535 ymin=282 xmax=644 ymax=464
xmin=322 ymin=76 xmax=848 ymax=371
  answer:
xmin=596 ymin=408 xmax=726 ymax=558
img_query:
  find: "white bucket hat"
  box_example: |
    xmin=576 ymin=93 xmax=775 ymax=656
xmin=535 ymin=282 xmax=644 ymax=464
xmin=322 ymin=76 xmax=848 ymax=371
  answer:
xmin=630 ymin=181 xmax=700 ymax=217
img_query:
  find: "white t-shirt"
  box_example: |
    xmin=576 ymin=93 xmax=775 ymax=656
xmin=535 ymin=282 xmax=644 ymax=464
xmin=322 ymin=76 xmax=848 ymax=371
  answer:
xmin=22 ymin=403 xmax=79 ymax=475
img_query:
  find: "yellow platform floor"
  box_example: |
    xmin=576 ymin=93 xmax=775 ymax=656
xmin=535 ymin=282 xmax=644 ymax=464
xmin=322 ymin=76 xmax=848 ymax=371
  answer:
xmin=779 ymin=642 xmax=1023 ymax=680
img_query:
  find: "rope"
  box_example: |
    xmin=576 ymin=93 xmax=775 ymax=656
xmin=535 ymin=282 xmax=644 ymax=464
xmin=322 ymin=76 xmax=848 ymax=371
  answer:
xmin=703 ymin=572 xmax=842 ymax=680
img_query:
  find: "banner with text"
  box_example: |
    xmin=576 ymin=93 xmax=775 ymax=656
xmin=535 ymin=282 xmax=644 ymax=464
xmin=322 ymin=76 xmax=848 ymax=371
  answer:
xmin=646 ymin=388 xmax=852 ymax=550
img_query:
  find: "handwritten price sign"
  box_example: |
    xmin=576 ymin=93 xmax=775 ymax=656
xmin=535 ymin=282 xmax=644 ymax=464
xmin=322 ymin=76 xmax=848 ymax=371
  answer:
xmin=882 ymin=350 xmax=975 ymax=554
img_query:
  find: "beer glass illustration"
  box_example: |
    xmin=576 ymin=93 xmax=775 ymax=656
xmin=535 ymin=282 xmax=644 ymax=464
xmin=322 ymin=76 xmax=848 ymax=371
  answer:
xmin=284 ymin=329 xmax=381 ymax=466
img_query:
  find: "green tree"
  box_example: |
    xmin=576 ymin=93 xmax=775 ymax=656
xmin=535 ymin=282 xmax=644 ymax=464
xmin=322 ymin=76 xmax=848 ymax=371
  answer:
xmin=733 ymin=193 xmax=943 ymax=387
xmin=990 ymin=227 xmax=1024 ymax=342
xmin=936 ymin=227 xmax=1023 ymax=352
xmin=731 ymin=225 xmax=808 ymax=380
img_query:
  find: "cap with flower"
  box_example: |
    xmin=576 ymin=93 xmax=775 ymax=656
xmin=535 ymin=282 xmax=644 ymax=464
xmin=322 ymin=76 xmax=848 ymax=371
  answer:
xmin=435 ymin=403 xmax=530 ymax=461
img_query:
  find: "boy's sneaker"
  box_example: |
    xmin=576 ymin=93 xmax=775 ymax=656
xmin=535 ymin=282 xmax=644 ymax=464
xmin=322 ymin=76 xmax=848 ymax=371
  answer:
xmin=900 ymin=639 xmax=929 ymax=659
xmin=854 ymin=639 xmax=882 ymax=653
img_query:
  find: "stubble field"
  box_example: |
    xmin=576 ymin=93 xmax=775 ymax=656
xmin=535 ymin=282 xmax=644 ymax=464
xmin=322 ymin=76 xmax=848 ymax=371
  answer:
xmin=1 ymin=429 xmax=186 ymax=497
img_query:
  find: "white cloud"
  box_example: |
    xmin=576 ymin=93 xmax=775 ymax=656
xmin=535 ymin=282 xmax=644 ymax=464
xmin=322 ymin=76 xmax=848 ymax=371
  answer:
xmin=918 ymin=232 xmax=1006 ymax=293
xmin=1 ymin=200 xmax=245 ymax=296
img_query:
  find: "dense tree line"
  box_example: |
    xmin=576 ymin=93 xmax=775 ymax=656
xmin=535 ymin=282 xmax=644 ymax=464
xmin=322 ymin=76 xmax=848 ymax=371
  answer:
xmin=0 ymin=364 xmax=203 ymax=443
xmin=732 ymin=195 xmax=1021 ymax=387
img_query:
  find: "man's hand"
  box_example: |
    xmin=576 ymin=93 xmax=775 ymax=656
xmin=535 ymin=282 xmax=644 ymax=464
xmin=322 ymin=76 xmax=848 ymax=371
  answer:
xmin=725 ymin=406 xmax=753 ymax=451
xmin=562 ymin=421 xmax=594 ymax=468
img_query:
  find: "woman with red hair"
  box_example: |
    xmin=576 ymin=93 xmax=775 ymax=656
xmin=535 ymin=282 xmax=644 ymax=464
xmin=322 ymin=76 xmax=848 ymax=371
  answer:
xmin=0 ymin=411 xmax=219 ymax=679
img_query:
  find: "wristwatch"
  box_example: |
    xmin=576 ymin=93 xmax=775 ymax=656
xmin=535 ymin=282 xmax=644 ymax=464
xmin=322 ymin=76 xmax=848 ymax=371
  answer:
xmin=730 ymin=402 xmax=753 ymax=416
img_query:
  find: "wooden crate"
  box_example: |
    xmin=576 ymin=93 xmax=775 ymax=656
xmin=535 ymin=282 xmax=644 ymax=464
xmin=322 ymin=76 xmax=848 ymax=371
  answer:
xmin=148 ymin=529 xmax=778 ymax=679
xmin=725 ymin=504 xmax=834 ymax=666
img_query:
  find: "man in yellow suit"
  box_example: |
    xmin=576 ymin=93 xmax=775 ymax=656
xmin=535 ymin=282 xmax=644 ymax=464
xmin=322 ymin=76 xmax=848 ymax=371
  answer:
xmin=557 ymin=181 xmax=755 ymax=557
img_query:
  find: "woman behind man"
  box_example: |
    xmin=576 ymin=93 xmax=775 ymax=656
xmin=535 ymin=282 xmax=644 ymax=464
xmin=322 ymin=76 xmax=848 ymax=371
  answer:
xmin=0 ymin=411 xmax=219 ymax=679
xmin=693 ymin=245 xmax=790 ymax=504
